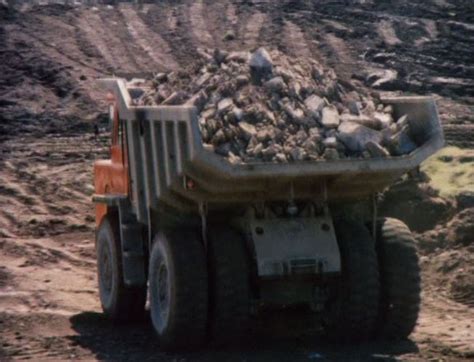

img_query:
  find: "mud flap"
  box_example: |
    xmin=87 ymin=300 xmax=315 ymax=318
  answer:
xmin=117 ymin=198 xmax=147 ymax=287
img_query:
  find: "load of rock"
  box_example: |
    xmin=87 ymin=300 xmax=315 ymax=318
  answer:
xmin=131 ymin=48 xmax=419 ymax=163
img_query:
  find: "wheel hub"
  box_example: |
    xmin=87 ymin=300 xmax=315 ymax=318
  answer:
xmin=151 ymin=254 xmax=171 ymax=333
xmin=99 ymin=244 xmax=113 ymax=294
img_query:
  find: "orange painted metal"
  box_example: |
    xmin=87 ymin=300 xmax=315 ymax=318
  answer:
xmin=94 ymin=95 xmax=129 ymax=226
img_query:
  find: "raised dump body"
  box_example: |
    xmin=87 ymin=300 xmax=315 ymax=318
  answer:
xmin=93 ymin=78 xmax=444 ymax=350
xmin=100 ymin=78 xmax=444 ymax=221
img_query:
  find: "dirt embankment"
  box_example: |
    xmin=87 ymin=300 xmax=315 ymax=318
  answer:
xmin=0 ymin=1 xmax=473 ymax=360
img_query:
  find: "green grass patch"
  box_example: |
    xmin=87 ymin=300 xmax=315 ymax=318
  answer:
xmin=421 ymin=146 xmax=474 ymax=198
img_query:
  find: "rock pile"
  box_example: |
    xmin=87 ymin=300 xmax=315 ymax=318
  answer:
xmin=132 ymin=48 xmax=419 ymax=163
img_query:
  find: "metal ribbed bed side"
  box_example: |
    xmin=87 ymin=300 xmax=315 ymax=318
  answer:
xmin=125 ymin=115 xmax=197 ymax=222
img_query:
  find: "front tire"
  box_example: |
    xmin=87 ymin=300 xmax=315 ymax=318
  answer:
xmin=149 ymin=230 xmax=208 ymax=351
xmin=96 ymin=214 xmax=147 ymax=321
xmin=323 ymin=219 xmax=380 ymax=341
xmin=376 ymin=218 xmax=421 ymax=339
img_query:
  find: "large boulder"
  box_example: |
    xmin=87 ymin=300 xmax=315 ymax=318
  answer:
xmin=337 ymin=121 xmax=383 ymax=153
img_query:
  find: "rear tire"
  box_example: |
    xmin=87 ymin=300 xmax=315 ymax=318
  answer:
xmin=376 ymin=218 xmax=421 ymax=339
xmin=149 ymin=230 xmax=208 ymax=351
xmin=207 ymin=226 xmax=250 ymax=344
xmin=323 ymin=219 xmax=380 ymax=341
xmin=96 ymin=214 xmax=147 ymax=321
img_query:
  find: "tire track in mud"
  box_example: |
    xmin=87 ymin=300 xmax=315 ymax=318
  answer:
xmin=255 ymin=3 xmax=286 ymax=53
xmin=75 ymin=10 xmax=123 ymax=72
xmin=166 ymin=6 xmax=179 ymax=31
xmin=137 ymin=2 xmax=201 ymax=68
xmin=376 ymin=19 xmax=402 ymax=46
xmin=118 ymin=5 xmax=178 ymax=71
xmin=282 ymin=20 xmax=311 ymax=58
xmin=200 ymin=0 xmax=229 ymax=50
xmin=320 ymin=33 xmax=357 ymax=81
xmin=95 ymin=7 xmax=150 ymax=74
xmin=188 ymin=0 xmax=215 ymax=48
xmin=226 ymin=2 xmax=238 ymax=27
xmin=241 ymin=10 xmax=267 ymax=49
xmin=16 ymin=15 xmax=104 ymax=75
xmin=0 ymin=136 xmax=100 ymax=239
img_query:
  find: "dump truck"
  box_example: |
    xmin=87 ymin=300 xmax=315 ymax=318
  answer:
xmin=93 ymin=78 xmax=444 ymax=350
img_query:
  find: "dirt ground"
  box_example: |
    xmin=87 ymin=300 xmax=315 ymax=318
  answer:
xmin=0 ymin=0 xmax=473 ymax=360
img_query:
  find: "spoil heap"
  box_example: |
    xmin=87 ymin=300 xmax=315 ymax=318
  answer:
xmin=132 ymin=48 xmax=418 ymax=163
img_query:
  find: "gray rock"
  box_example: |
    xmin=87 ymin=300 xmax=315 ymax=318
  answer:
xmin=236 ymin=75 xmax=249 ymax=87
xmin=396 ymin=114 xmax=409 ymax=130
xmin=229 ymin=107 xmax=244 ymax=122
xmin=256 ymin=128 xmax=272 ymax=142
xmin=304 ymin=95 xmax=325 ymax=119
xmin=262 ymin=144 xmax=278 ymax=159
xmin=295 ymin=129 xmax=308 ymax=144
xmin=275 ymin=66 xmax=296 ymax=83
xmin=373 ymin=112 xmax=393 ymax=129
xmin=217 ymin=98 xmax=234 ymax=113
xmin=289 ymin=82 xmax=302 ymax=99
xmin=203 ymin=143 xmax=215 ymax=152
xmin=264 ymin=77 xmax=286 ymax=93
xmin=322 ymin=148 xmax=339 ymax=160
xmin=340 ymin=113 xmax=381 ymax=130
xmin=226 ymin=51 xmax=250 ymax=63
xmin=264 ymin=109 xmax=276 ymax=124
xmin=283 ymin=104 xmax=306 ymax=125
xmin=205 ymin=118 xmax=218 ymax=134
xmin=201 ymin=108 xmax=216 ymax=120
xmin=308 ymin=127 xmax=322 ymax=139
xmin=337 ymin=121 xmax=383 ymax=153
xmin=185 ymin=90 xmax=208 ymax=112
xmin=321 ymin=106 xmax=340 ymax=128
xmin=238 ymin=122 xmax=257 ymax=140
xmin=251 ymin=143 xmax=264 ymax=156
xmin=215 ymin=142 xmax=232 ymax=156
xmin=211 ymin=129 xmax=227 ymax=145
xmin=348 ymin=101 xmax=362 ymax=116
xmin=302 ymin=137 xmax=321 ymax=154
xmin=289 ymin=147 xmax=306 ymax=161
xmin=200 ymin=127 xmax=210 ymax=143
xmin=249 ymin=48 xmax=273 ymax=80
xmin=323 ymin=137 xmax=338 ymax=148
xmin=364 ymin=100 xmax=376 ymax=114
xmin=223 ymin=30 xmax=236 ymax=41
xmin=388 ymin=125 xmax=418 ymax=156
xmin=366 ymin=141 xmax=390 ymax=158
xmin=154 ymin=73 xmax=168 ymax=83
xmin=368 ymin=69 xmax=398 ymax=89
xmin=228 ymin=151 xmax=242 ymax=164
xmin=213 ymin=48 xmax=229 ymax=64
xmin=275 ymin=153 xmax=288 ymax=163
xmin=162 ymin=91 xmax=188 ymax=105
xmin=195 ymin=72 xmax=212 ymax=88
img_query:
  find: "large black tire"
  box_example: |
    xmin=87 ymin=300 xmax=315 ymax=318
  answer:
xmin=376 ymin=218 xmax=421 ymax=339
xmin=149 ymin=230 xmax=208 ymax=351
xmin=207 ymin=226 xmax=250 ymax=344
xmin=323 ymin=219 xmax=380 ymax=341
xmin=96 ymin=214 xmax=147 ymax=321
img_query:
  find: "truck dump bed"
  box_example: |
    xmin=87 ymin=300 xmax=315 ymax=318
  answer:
xmin=101 ymin=79 xmax=444 ymax=221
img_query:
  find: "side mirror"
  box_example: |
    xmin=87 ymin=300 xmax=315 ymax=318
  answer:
xmin=106 ymin=92 xmax=115 ymax=132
